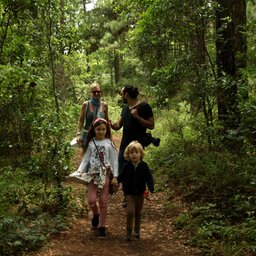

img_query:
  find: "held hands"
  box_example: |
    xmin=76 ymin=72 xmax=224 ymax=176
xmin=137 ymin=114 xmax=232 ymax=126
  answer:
xmin=111 ymin=177 xmax=119 ymax=187
xmin=110 ymin=177 xmax=119 ymax=194
xmin=110 ymin=121 xmax=120 ymax=130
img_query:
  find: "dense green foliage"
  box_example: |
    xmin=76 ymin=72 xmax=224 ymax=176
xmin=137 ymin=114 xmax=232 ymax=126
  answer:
xmin=1 ymin=0 xmax=256 ymax=255
xmin=147 ymin=104 xmax=256 ymax=255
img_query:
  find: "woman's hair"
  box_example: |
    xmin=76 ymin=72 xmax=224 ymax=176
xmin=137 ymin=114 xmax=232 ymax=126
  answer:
xmin=83 ymin=118 xmax=112 ymax=152
xmin=90 ymin=81 xmax=101 ymax=92
xmin=123 ymin=85 xmax=139 ymax=99
xmin=124 ymin=141 xmax=144 ymax=160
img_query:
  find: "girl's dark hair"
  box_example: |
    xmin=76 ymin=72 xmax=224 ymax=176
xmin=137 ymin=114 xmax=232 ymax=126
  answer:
xmin=123 ymin=85 xmax=139 ymax=99
xmin=83 ymin=118 xmax=113 ymax=153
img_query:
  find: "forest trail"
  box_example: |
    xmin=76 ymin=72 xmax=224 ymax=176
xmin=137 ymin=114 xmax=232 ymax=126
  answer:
xmin=28 ymin=135 xmax=202 ymax=256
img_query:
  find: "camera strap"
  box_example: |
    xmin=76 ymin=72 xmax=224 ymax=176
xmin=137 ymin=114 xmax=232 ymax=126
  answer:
xmin=92 ymin=139 xmax=106 ymax=168
xmin=92 ymin=139 xmax=111 ymax=177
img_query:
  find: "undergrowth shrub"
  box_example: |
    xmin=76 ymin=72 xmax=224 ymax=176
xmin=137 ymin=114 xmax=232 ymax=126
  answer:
xmin=0 ymin=214 xmax=67 ymax=256
xmin=145 ymin=101 xmax=256 ymax=255
xmin=0 ymin=164 xmax=86 ymax=255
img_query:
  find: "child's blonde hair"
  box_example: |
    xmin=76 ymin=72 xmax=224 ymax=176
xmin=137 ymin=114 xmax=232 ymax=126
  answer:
xmin=124 ymin=141 xmax=144 ymax=161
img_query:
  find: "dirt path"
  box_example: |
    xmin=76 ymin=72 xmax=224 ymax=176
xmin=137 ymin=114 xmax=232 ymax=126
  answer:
xmin=29 ymin=190 xmax=201 ymax=256
xmin=28 ymin=135 xmax=202 ymax=256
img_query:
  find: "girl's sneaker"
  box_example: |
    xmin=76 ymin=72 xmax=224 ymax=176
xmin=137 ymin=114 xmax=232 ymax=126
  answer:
xmin=98 ymin=227 xmax=107 ymax=238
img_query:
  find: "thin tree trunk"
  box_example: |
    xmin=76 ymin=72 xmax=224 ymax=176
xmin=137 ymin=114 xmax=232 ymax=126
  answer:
xmin=216 ymin=0 xmax=247 ymax=150
xmin=47 ymin=0 xmax=60 ymax=119
xmin=114 ymin=50 xmax=120 ymax=84
xmin=0 ymin=10 xmax=11 ymax=64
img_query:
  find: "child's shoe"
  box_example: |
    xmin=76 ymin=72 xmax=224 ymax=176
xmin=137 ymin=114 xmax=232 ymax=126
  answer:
xmin=125 ymin=230 xmax=132 ymax=241
xmin=91 ymin=214 xmax=99 ymax=228
xmin=134 ymin=232 xmax=140 ymax=239
xmin=98 ymin=226 xmax=107 ymax=238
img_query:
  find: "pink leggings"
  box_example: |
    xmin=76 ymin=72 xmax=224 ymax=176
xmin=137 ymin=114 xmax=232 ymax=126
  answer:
xmin=87 ymin=176 xmax=109 ymax=227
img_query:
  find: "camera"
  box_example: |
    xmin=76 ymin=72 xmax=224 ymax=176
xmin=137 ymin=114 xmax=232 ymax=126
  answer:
xmin=142 ymin=133 xmax=161 ymax=147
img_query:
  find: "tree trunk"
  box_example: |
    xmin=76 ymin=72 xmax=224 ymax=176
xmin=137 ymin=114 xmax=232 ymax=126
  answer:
xmin=0 ymin=9 xmax=11 ymax=64
xmin=114 ymin=50 xmax=120 ymax=84
xmin=216 ymin=0 xmax=247 ymax=149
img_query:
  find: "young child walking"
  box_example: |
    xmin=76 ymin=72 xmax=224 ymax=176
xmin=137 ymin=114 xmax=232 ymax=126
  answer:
xmin=69 ymin=118 xmax=118 ymax=238
xmin=117 ymin=141 xmax=154 ymax=241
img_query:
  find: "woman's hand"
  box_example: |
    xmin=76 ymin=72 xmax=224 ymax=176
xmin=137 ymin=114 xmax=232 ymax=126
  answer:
xmin=76 ymin=134 xmax=82 ymax=144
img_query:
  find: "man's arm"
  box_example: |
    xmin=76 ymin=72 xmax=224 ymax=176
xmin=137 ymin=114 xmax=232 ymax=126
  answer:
xmin=137 ymin=116 xmax=154 ymax=129
xmin=110 ymin=117 xmax=123 ymax=130
xmin=131 ymin=109 xmax=155 ymax=129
